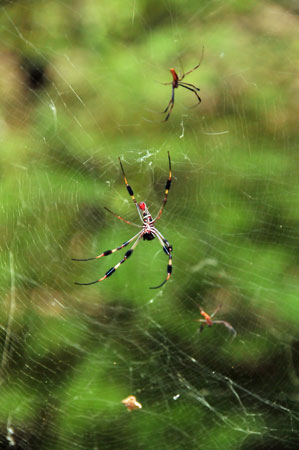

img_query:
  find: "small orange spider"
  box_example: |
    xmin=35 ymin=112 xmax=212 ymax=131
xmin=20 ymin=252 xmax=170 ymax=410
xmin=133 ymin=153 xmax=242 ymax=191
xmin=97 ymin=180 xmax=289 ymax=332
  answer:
xmin=195 ymin=305 xmax=236 ymax=337
xmin=121 ymin=395 xmax=142 ymax=412
xmin=161 ymin=47 xmax=204 ymax=121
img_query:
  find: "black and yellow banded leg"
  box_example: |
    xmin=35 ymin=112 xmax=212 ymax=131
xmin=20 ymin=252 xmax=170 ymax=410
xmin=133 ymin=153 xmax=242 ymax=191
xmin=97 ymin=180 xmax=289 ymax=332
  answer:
xmin=72 ymin=232 xmax=140 ymax=262
xmin=149 ymin=231 xmax=173 ymax=289
xmin=149 ymin=251 xmax=172 ymax=290
xmin=118 ymin=158 xmax=138 ymax=207
xmin=74 ymin=235 xmax=142 ymax=286
xmin=155 ymin=151 xmax=172 ymax=221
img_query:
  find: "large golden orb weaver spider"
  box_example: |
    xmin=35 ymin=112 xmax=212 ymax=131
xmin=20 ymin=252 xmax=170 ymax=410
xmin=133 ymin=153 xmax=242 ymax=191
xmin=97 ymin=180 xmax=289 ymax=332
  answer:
xmin=161 ymin=47 xmax=204 ymax=121
xmin=73 ymin=152 xmax=173 ymax=289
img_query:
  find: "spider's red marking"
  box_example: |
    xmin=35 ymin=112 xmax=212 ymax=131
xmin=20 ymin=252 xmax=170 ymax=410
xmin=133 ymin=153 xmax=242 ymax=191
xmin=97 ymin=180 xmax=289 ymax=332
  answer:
xmin=139 ymin=202 xmax=146 ymax=211
xmin=170 ymin=68 xmax=179 ymax=83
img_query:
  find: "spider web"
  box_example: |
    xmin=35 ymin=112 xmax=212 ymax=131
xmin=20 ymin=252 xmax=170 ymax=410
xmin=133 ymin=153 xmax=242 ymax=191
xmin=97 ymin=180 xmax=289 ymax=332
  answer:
xmin=1 ymin=1 xmax=299 ymax=449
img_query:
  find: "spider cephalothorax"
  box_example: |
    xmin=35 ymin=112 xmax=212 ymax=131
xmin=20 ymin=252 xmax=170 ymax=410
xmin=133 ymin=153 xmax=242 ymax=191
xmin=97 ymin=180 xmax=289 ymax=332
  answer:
xmin=138 ymin=202 xmax=155 ymax=241
xmin=73 ymin=153 xmax=173 ymax=289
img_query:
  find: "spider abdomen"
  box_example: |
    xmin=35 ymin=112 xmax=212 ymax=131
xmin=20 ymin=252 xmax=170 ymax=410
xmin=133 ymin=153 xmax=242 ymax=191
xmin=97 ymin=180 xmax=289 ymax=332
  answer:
xmin=170 ymin=68 xmax=179 ymax=86
xmin=143 ymin=233 xmax=155 ymax=241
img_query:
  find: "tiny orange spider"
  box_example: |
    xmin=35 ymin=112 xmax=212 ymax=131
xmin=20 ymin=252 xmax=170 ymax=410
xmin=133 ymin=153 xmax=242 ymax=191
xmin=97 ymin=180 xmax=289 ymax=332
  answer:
xmin=122 ymin=395 xmax=142 ymax=412
xmin=195 ymin=305 xmax=236 ymax=337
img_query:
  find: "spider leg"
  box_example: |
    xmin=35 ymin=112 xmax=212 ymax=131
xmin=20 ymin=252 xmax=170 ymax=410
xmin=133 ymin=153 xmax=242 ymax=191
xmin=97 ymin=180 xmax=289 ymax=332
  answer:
xmin=194 ymin=319 xmax=207 ymax=332
xmin=149 ymin=230 xmax=172 ymax=289
xmin=179 ymin=81 xmax=201 ymax=92
xmin=74 ymin=234 xmax=142 ymax=285
xmin=179 ymin=46 xmax=204 ymax=80
xmin=162 ymin=85 xmax=175 ymax=112
xmin=157 ymin=228 xmax=172 ymax=243
xmin=162 ymin=97 xmax=173 ymax=114
xmin=72 ymin=231 xmax=140 ymax=262
xmin=104 ymin=207 xmax=141 ymax=228
xmin=178 ymin=83 xmax=201 ymax=107
xmin=213 ymin=320 xmax=237 ymax=337
xmin=162 ymin=86 xmax=175 ymax=121
xmin=147 ymin=88 xmax=173 ymax=115
xmin=210 ymin=304 xmax=222 ymax=319
xmin=154 ymin=229 xmax=172 ymax=252
xmin=178 ymin=57 xmax=184 ymax=80
xmin=119 ymin=158 xmax=143 ymax=221
xmin=154 ymin=152 xmax=172 ymax=222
